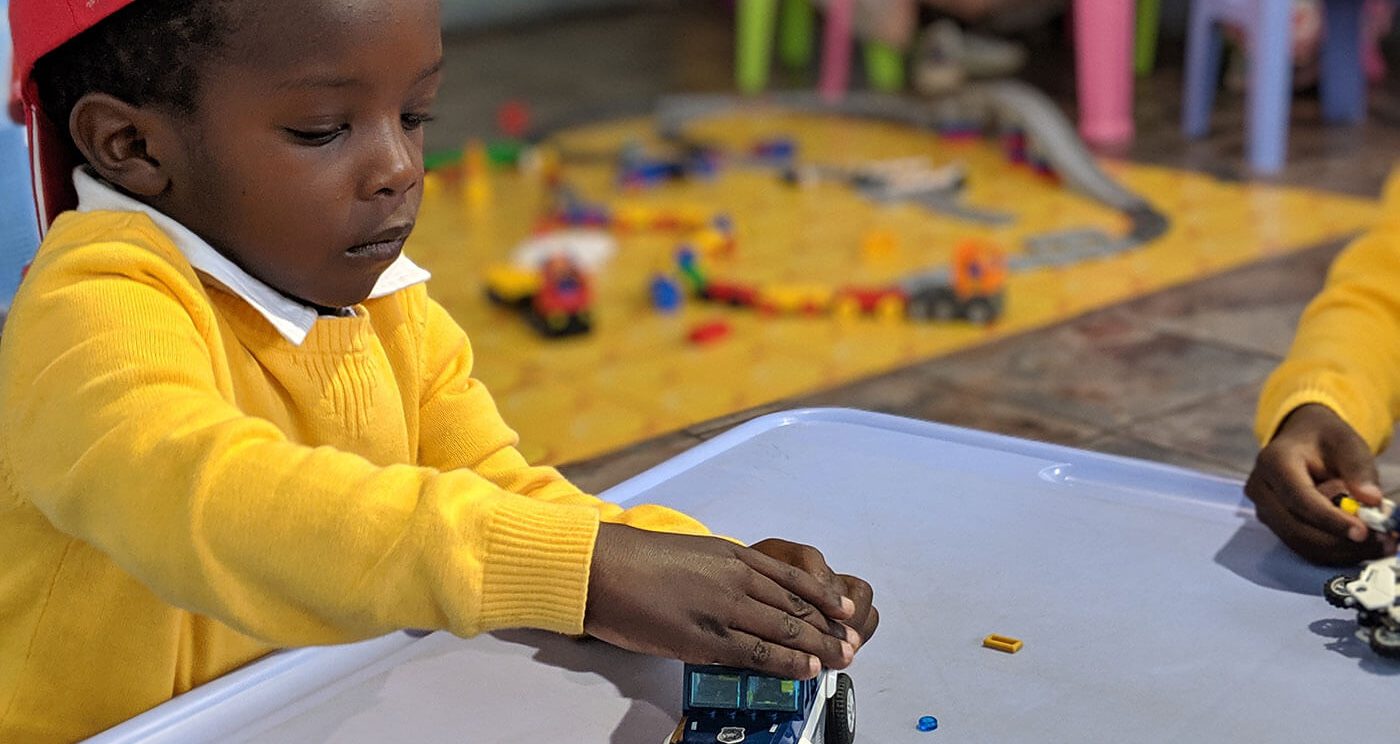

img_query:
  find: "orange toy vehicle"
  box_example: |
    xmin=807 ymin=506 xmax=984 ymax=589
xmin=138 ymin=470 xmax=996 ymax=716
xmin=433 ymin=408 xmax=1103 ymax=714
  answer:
xmin=901 ymin=238 xmax=1007 ymax=324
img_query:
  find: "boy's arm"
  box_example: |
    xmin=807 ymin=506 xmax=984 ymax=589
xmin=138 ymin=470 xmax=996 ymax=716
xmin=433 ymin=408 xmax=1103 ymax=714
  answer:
xmin=1 ymin=240 xmax=603 ymax=646
xmin=413 ymin=295 xmax=711 ymax=538
xmin=1256 ymin=201 xmax=1400 ymax=452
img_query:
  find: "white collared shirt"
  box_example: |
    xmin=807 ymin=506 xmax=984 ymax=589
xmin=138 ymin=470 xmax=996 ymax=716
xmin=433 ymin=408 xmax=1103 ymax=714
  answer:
xmin=73 ymin=168 xmax=431 ymax=346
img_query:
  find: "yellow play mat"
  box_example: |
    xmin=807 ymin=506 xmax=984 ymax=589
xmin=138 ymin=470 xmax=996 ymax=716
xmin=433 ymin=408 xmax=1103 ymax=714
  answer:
xmin=406 ymin=110 xmax=1378 ymax=465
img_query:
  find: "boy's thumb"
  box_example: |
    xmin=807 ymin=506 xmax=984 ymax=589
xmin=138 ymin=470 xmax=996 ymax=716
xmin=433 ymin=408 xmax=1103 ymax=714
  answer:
xmin=1333 ymin=437 xmax=1383 ymax=506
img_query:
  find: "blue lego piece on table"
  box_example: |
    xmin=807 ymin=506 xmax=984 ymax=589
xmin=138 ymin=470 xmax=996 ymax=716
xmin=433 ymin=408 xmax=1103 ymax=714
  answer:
xmin=650 ymin=274 xmax=682 ymax=313
xmin=917 ymin=715 xmax=939 ymax=732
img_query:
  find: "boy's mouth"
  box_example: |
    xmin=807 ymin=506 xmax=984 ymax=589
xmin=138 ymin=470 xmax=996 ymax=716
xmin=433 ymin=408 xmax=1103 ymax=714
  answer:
xmin=347 ymin=224 xmax=413 ymax=261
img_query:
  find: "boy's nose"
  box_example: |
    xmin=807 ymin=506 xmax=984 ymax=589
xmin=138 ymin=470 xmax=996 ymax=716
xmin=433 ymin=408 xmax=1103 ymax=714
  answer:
xmin=361 ymin=124 xmax=419 ymax=200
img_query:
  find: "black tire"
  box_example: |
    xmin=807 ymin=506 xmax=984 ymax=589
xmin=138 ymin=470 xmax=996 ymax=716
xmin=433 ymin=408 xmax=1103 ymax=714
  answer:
xmin=1324 ymin=575 xmax=1355 ymax=608
xmin=964 ymin=298 xmax=996 ymax=325
xmin=1359 ymin=610 xmax=1385 ymax=628
xmin=1371 ymin=625 xmax=1400 ymax=658
xmin=930 ymin=295 xmax=959 ymax=322
xmin=825 ymin=673 xmax=856 ymax=744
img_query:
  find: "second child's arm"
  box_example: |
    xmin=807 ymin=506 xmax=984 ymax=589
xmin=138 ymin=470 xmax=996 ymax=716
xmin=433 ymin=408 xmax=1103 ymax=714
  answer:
xmin=1250 ymin=179 xmax=1400 ymax=563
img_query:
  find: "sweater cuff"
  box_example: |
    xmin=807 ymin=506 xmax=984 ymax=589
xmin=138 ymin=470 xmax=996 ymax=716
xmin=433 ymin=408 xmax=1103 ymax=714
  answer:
xmin=1256 ymin=375 xmax=1390 ymax=452
xmin=478 ymin=496 xmax=600 ymax=635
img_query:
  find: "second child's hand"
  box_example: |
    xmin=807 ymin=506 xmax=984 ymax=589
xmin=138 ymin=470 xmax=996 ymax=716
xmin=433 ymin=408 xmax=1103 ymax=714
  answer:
xmin=584 ymin=524 xmax=858 ymax=679
xmin=1247 ymin=404 xmax=1390 ymax=565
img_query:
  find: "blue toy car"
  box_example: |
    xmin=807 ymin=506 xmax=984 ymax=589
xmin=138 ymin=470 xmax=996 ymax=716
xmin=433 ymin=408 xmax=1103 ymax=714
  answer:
xmin=666 ymin=664 xmax=856 ymax=744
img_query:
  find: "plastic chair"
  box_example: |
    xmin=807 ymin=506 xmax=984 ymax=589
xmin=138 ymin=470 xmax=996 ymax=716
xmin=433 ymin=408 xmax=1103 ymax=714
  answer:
xmin=1136 ymin=0 xmax=1162 ymax=76
xmin=0 ymin=0 xmax=41 ymax=310
xmin=1183 ymin=0 xmax=1383 ymax=174
xmin=735 ymin=0 xmax=905 ymax=99
xmin=1075 ymin=0 xmax=1137 ymax=146
xmin=1320 ymin=0 xmax=1368 ymax=124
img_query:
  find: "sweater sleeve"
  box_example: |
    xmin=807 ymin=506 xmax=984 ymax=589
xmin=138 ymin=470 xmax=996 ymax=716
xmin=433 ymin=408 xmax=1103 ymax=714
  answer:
xmin=0 ymin=233 xmax=600 ymax=645
xmin=1256 ymin=174 xmax=1400 ymax=450
xmin=413 ymin=294 xmax=712 ymax=537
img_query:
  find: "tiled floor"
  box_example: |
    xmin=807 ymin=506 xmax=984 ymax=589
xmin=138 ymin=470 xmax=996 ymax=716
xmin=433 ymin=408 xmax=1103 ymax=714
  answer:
xmin=495 ymin=5 xmax=1400 ymax=495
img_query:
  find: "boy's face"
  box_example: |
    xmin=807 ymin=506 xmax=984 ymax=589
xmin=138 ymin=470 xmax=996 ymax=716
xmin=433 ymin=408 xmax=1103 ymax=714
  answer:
xmin=161 ymin=0 xmax=443 ymax=309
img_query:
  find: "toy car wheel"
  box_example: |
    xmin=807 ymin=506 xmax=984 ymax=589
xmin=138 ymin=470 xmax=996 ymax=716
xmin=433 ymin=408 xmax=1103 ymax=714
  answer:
xmin=930 ymin=295 xmax=959 ymax=321
xmin=964 ymin=298 xmax=996 ymax=325
xmin=1324 ymin=575 xmax=1355 ymax=608
xmin=825 ymin=673 xmax=856 ymax=744
xmin=1359 ymin=610 xmax=1385 ymax=628
xmin=1371 ymin=625 xmax=1400 ymax=658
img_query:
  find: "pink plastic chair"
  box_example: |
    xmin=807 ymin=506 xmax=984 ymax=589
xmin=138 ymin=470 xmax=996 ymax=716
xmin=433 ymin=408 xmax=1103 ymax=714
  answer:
xmin=1074 ymin=0 xmax=1137 ymax=146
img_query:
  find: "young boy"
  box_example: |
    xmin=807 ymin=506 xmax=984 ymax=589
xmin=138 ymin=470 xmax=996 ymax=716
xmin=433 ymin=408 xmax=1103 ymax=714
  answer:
xmin=1249 ymin=172 xmax=1400 ymax=566
xmin=0 ymin=1 xmax=879 ymax=740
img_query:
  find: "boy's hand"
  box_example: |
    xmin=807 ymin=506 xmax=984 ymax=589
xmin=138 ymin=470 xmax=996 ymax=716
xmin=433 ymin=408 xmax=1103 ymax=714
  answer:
xmin=1246 ymin=403 xmax=1389 ymax=565
xmin=584 ymin=525 xmax=862 ymax=679
xmin=748 ymin=538 xmax=879 ymax=648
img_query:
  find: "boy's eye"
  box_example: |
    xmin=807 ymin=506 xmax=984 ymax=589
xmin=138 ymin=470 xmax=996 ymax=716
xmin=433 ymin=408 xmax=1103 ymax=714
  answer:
xmin=402 ymin=112 xmax=436 ymax=131
xmin=285 ymin=125 xmax=348 ymax=145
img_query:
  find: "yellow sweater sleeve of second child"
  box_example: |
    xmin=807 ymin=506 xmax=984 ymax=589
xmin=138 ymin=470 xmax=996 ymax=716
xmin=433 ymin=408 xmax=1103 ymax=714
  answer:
xmin=0 ymin=227 xmax=601 ymax=646
xmin=412 ymin=295 xmax=713 ymax=538
xmin=1256 ymin=172 xmax=1400 ymax=451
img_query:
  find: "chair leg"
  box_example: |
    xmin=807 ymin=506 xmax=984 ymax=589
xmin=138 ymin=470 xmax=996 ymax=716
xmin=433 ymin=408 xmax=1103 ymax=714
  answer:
xmin=1321 ymin=0 xmax=1368 ymax=124
xmin=819 ymin=0 xmax=855 ymax=103
xmin=1182 ymin=1 xmax=1224 ymax=139
xmin=1135 ymin=0 xmax=1162 ymax=77
xmin=1247 ymin=2 xmax=1294 ymax=173
xmin=864 ymin=42 xmax=905 ymax=92
xmin=1075 ymin=0 xmax=1136 ymax=145
xmin=779 ymin=0 xmax=815 ymax=71
xmin=738 ymin=0 xmax=779 ymax=94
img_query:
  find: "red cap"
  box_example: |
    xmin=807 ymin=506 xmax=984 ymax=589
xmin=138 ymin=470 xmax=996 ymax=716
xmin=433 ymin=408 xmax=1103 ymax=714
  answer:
xmin=10 ymin=0 xmax=138 ymax=233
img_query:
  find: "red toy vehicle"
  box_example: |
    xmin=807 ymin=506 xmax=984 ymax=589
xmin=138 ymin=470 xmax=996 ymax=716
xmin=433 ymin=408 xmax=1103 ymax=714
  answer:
xmin=529 ymin=255 xmax=593 ymax=337
xmin=485 ymin=256 xmax=593 ymax=338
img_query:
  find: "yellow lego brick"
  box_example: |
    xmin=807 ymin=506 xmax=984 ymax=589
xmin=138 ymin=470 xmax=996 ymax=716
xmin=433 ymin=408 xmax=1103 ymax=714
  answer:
xmin=982 ymin=634 xmax=1023 ymax=654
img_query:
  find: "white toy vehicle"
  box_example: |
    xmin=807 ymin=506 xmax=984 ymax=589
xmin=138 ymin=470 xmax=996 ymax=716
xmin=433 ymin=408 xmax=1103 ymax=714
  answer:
xmin=1325 ymin=496 xmax=1400 ymax=657
xmin=1325 ymin=557 xmax=1400 ymax=657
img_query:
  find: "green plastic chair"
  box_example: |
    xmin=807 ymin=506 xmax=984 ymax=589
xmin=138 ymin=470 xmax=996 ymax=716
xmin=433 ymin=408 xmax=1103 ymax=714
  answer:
xmin=736 ymin=0 xmax=905 ymax=95
xmin=1135 ymin=0 xmax=1161 ymax=77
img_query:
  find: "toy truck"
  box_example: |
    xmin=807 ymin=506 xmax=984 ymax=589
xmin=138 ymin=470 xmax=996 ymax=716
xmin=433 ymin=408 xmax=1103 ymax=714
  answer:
xmin=666 ymin=665 xmax=855 ymax=744
xmin=1323 ymin=496 xmax=1400 ymax=657
xmin=484 ymin=255 xmax=593 ymax=338
xmin=900 ymin=237 xmax=1007 ymax=324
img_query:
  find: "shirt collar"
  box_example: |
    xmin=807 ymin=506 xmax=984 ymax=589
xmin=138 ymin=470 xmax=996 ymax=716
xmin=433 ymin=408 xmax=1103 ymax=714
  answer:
xmin=72 ymin=168 xmax=431 ymax=346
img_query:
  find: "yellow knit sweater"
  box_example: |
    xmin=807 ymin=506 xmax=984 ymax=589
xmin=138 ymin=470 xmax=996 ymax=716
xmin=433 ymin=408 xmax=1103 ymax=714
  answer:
xmin=1257 ymin=172 xmax=1400 ymax=451
xmin=0 ymin=210 xmax=709 ymax=742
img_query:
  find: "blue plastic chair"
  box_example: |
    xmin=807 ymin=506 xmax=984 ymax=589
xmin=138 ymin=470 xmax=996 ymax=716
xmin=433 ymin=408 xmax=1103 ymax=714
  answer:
xmin=1182 ymin=0 xmax=1377 ymax=174
xmin=0 ymin=0 xmax=41 ymax=310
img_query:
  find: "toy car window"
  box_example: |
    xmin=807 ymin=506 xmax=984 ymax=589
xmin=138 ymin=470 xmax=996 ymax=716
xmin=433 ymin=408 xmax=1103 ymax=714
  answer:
xmin=689 ymin=672 xmax=742 ymax=709
xmin=746 ymin=676 xmax=800 ymax=712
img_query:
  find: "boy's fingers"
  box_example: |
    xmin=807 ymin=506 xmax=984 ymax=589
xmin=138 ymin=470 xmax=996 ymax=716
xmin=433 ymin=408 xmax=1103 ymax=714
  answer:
xmin=1325 ymin=433 xmax=1383 ymax=507
xmin=749 ymin=539 xmax=848 ymax=604
xmin=709 ymin=630 xmax=821 ymax=680
xmin=746 ymin=571 xmax=851 ymax=641
xmin=1253 ymin=497 xmax=1351 ymax=563
xmin=737 ymin=548 xmax=850 ymax=621
xmin=1264 ymin=454 xmax=1367 ymax=540
xmin=1255 ymin=494 xmax=1386 ymax=565
xmin=836 ymin=574 xmax=876 ymax=644
xmin=733 ymin=599 xmax=852 ymax=670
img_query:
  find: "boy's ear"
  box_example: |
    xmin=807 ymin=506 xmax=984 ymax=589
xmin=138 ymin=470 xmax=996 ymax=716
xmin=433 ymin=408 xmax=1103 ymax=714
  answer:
xmin=68 ymin=93 xmax=179 ymax=198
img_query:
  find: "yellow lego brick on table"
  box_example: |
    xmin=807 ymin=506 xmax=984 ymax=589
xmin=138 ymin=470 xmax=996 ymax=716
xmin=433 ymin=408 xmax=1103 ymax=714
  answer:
xmin=982 ymin=634 xmax=1023 ymax=654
